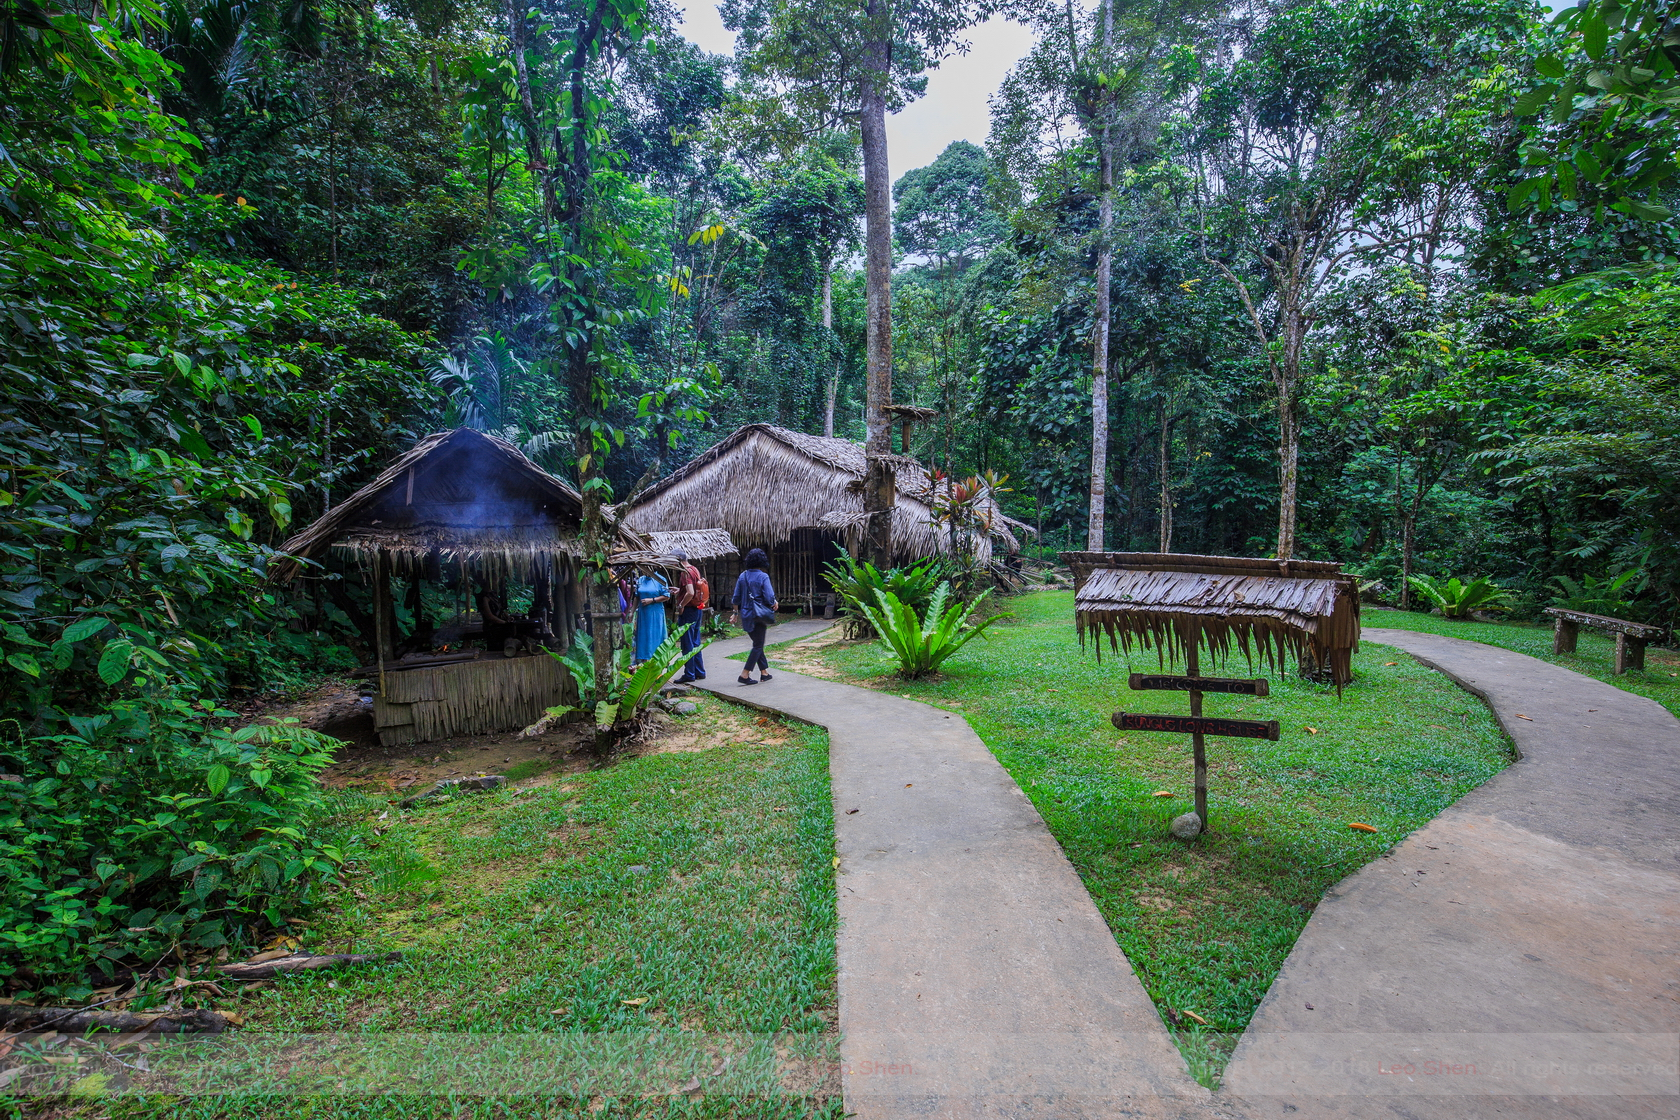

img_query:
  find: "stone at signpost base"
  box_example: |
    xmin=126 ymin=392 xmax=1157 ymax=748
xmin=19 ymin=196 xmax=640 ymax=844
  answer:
xmin=1171 ymin=812 xmax=1204 ymax=839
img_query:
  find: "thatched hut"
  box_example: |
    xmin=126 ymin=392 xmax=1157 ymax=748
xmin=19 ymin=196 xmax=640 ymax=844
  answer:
xmin=1060 ymin=551 xmax=1362 ymax=686
xmin=624 ymin=423 xmax=1025 ymax=609
xmin=276 ymin=428 xmax=637 ymax=746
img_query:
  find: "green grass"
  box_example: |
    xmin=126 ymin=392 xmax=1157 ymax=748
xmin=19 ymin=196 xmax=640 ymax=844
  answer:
xmin=795 ymin=590 xmax=1514 ymax=1086
xmin=69 ymin=697 xmax=842 ymax=1120
xmin=1367 ymin=608 xmax=1680 ymax=718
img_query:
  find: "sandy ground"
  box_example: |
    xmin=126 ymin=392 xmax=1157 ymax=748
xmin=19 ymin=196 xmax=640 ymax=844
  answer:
xmin=245 ymin=681 xmax=799 ymax=795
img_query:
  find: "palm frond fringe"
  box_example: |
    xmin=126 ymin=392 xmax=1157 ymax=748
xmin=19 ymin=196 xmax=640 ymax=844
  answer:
xmin=1061 ymin=552 xmax=1361 ymax=686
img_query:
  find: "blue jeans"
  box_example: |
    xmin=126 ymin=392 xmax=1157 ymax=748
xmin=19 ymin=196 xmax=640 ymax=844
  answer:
xmin=678 ymin=606 xmax=705 ymax=679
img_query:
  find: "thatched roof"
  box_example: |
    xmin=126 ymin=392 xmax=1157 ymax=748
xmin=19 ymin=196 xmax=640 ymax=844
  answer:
xmin=624 ymin=423 xmax=1021 ymax=562
xmin=273 ymin=428 xmax=600 ymax=582
xmin=647 ymin=528 xmax=737 ymax=562
xmin=1061 ymin=551 xmax=1361 ymax=686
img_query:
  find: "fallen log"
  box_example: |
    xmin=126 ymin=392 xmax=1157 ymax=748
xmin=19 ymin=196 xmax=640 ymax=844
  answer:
xmin=0 ymin=1005 xmax=228 ymax=1035
xmin=216 ymin=951 xmax=402 ymax=981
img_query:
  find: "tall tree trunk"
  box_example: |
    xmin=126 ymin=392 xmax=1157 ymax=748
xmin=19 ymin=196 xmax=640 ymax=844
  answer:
xmin=1273 ymin=299 xmax=1305 ymax=561
xmin=1087 ymin=0 xmax=1114 ymax=552
xmin=860 ymin=19 xmax=895 ymax=568
xmin=545 ymin=9 xmax=615 ymax=754
xmin=822 ymin=259 xmax=838 ymax=438
xmin=1157 ymin=384 xmax=1173 ymax=553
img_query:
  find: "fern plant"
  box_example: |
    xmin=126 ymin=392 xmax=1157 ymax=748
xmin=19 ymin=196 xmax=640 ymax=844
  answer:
xmin=1550 ymin=570 xmax=1640 ymax=617
xmin=544 ymin=631 xmax=697 ymax=731
xmin=854 ymin=582 xmax=1006 ymax=678
xmin=824 ymin=555 xmax=959 ymax=637
xmin=1407 ymin=574 xmax=1512 ymax=619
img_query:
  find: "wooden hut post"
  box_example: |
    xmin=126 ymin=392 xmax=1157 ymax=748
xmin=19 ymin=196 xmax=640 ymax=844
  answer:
xmin=372 ymin=553 xmax=391 ymax=696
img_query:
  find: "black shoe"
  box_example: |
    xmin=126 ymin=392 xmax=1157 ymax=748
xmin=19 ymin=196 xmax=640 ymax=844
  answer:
xmin=737 ymin=675 xmax=756 ymax=685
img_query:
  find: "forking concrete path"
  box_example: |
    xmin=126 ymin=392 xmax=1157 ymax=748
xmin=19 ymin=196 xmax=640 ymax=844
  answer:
xmin=693 ymin=620 xmax=1679 ymax=1120
xmin=1219 ymin=626 xmax=1680 ymax=1120
xmin=693 ymin=618 xmax=1214 ymax=1119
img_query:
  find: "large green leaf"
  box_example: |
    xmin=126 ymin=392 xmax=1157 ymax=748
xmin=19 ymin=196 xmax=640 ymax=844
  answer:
xmin=97 ymin=640 xmax=134 ymax=684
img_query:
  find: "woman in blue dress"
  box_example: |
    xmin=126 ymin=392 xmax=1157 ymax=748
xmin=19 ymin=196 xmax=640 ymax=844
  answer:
xmin=633 ymin=571 xmax=671 ymax=662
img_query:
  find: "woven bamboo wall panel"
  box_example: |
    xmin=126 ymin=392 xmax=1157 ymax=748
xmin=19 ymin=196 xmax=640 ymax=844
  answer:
xmin=373 ymin=654 xmax=575 ymax=746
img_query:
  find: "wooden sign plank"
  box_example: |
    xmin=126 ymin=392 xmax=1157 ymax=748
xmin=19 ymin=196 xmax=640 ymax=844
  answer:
xmin=1128 ymin=673 xmax=1269 ymax=697
xmin=1112 ymin=711 xmax=1281 ymax=741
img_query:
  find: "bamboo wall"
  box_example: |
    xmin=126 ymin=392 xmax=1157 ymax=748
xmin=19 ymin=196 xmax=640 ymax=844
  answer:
xmin=373 ymin=654 xmax=576 ymax=746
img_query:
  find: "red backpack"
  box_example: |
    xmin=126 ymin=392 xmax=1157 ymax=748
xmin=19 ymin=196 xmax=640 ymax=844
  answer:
xmin=686 ymin=564 xmax=710 ymax=610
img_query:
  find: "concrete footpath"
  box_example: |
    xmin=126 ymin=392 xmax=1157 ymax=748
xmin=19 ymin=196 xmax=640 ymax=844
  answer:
xmin=693 ymin=619 xmax=1211 ymax=1119
xmin=1220 ymin=628 xmax=1680 ymax=1120
xmin=694 ymin=621 xmax=1678 ymax=1120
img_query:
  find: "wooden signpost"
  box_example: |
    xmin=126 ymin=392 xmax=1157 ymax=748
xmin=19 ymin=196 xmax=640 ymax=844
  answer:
xmin=1117 ymin=646 xmax=1275 ymax=836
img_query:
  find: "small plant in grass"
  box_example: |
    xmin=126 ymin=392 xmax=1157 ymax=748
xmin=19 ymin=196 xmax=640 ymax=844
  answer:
xmin=855 ymin=582 xmax=1006 ymax=678
xmin=1406 ymin=574 xmax=1512 ymax=619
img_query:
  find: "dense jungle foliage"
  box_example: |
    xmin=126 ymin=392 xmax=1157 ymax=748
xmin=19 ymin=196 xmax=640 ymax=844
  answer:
xmin=1 ymin=0 xmax=1676 ymax=993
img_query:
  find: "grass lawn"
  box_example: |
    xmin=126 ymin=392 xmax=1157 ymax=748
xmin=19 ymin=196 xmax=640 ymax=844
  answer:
xmin=781 ymin=590 xmax=1513 ymax=1086
xmin=44 ymin=696 xmax=841 ymax=1120
xmin=1367 ymin=608 xmax=1680 ymax=718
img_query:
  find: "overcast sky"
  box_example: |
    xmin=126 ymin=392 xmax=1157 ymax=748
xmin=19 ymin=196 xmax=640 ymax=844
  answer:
xmin=674 ymin=3 xmax=1036 ymax=178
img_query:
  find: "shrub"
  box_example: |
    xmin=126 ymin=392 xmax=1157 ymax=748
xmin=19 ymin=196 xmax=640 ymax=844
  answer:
xmin=1550 ymin=570 xmax=1642 ymax=618
xmin=824 ymin=555 xmax=960 ymax=637
xmin=1406 ymin=574 xmax=1512 ymax=619
xmin=543 ymin=630 xmax=698 ymax=732
xmin=0 ymin=708 xmax=348 ymax=999
xmin=854 ymin=582 xmax=1006 ymax=679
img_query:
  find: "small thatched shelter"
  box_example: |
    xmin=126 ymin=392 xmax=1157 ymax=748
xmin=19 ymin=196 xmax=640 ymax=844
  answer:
xmin=276 ymin=428 xmax=641 ymax=746
xmin=646 ymin=528 xmax=738 ymax=604
xmin=1061 ymin=551 xmax=1362 ymax=686
xmin=624 ymin=423 xmax=1025 ymax=609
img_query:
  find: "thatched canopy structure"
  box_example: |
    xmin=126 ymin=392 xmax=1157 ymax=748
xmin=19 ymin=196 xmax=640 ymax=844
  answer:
xmin=647 ymin=528 xmax=737 ymax=562
xmin=274 ymin=428 xmax=595 ymax=583
xmin=1061 ymin=551 xmax=1362 ymax=686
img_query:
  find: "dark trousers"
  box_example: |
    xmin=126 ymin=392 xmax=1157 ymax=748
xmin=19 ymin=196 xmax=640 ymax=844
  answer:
xmin=678 ymin=605 xmax=704 ymax=679
xmin=743 ymin=621 xmax=769 ymax=672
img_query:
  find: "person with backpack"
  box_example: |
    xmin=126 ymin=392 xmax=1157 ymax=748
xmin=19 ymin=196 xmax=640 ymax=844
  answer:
xmin=731 ymin=547 xmax=778 ymax=685
xmin=672 ymin=549 xmax=708 ymax=683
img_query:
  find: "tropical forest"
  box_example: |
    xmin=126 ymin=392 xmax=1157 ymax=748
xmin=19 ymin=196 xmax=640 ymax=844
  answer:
xmin=1 ymin=0 xmax=1677 ymax=1112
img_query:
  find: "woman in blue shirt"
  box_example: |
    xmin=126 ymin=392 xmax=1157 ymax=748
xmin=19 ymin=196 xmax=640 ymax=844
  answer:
xmin=730 ymin=548 xmax=778 ymax=684
xmin=633 ymin=571 xmax=670 ymax=662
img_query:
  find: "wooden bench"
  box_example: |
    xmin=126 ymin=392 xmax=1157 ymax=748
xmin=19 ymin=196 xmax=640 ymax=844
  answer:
xmin=1543 ymin=607 xmax=1663 ymax=675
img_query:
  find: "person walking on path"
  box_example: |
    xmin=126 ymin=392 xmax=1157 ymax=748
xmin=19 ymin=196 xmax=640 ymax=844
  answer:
xmin=633 ymin=569 xmax=670 ymax=664
xmin=673 ymin=550 xmax=707 ymax=683
xmin=731 ymin=548 xmax=778 ymax=685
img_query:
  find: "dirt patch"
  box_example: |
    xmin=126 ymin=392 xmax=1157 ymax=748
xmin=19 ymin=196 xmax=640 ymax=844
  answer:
xmin=775 ymin=633 xmax=873 ymax=680
xmin=317 ymin=720 xmax=596 ymax=794
xmin=636 ymin=698 xmax=796 ymax=755
xmin=313 ymin=692 xmax=793 ymax=794
xmin=240 ymin=679 xmax=378 ymax=746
